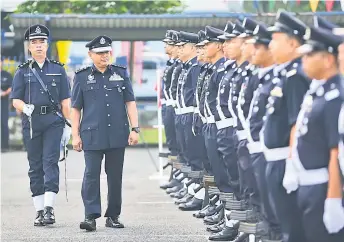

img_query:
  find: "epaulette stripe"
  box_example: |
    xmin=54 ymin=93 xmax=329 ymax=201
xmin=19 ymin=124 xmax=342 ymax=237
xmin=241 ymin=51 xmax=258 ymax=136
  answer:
xmin=17 ymin=60 xmax=30 ymax=69
xmin=286 ymin=69 xmax=297 ymax=78
xmin=75 ymin=66 xmax=91 ymax=74
xmin=112 ymin=64 xmax=126 ymax=69
xmin=51 ymin=60 xmax=64 ymax=66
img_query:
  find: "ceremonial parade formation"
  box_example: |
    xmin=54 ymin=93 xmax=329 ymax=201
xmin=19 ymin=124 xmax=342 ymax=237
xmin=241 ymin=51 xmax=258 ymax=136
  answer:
xmin=159 ymin=9 xmax=344 ymax=242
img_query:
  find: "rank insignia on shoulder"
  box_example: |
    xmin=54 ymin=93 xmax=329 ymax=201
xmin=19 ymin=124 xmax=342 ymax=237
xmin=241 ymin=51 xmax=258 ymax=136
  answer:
xmin=270 ymin=86 xmax=283 ymax=97
xmin=75 ymin=66 xmax=91 ymax=74
xmin=217 ymin=67 xmax=225 ymax=72
xmin=17 ymin=60 xmax=30 ymax=69
xmin=192 ymin=63 xmax=198 ymax=66
xmin=111 ymin=64 xmax=127 ymax=69
xmin=286 ymin=69 xmax=297 ymax=78
xmin=109 ymin=72 xmax=124 ymax=81
xmin=51 ymin=60 xmax=64 ymax=66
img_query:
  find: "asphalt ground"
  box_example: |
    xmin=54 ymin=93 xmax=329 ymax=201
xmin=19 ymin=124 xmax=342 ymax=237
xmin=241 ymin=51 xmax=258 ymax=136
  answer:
xmin=1 ymin=148 xmax=209 ymax=242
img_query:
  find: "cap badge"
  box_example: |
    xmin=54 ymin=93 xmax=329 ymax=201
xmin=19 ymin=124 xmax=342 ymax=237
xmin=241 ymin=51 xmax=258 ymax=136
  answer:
xmin=35 ymin=26 xmax=41 ymax=34
xmin=100 ymin=37 xmax=106 ymax=44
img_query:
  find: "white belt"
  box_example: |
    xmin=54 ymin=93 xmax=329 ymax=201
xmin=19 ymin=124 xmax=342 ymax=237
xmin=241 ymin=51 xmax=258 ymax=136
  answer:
xmin=166 ymin=99 xmax=174 ymax=106
xmin=236 ymin=130 xmax=247 ymax=141
xmin=263 ymin=146 xmax=289 ymax=161
xmin=161 ymin=99 xmax=166 ymax=105
xmin=247 ymin=141 xmax=263 ymax=154
xmin=194 ymin=107 xmax=200 ymax=114
xmin=216 ymin=118 xmax=234 ymax=130
xmin=298 ymin=168 xmax=328 ymax=186
xmin=174 ymin=108 xmax=180 ymax=115
xmin=206 ymin=116 xmax=215 ymax=124
xmin=201 ymin=117 xmax=207 ymax=124
xmin=179 ymin=106 xmax=195 ymax=115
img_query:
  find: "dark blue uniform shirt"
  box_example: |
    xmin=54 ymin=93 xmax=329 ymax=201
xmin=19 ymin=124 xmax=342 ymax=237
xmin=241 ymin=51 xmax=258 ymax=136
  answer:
xmin=203 ymin=57 xmax=226 ymax=119
xmin=176 ymin=60 xmax=193 ymax=108
xmin=248 ymin=68 xmax=275 ymax=141
xmin=263 ymin=58 xmax=310 ymax=149
xmin=162 ymin=59 xmax=175 ymax=101
xmin=297 ymin=74 xmax=343 ymax=170
xmin=198 ymin=64 xmax=211 ymax=117
xmin=182 ymin=57 xmax=199 ymax=107
xmin=71 ymin=64 xmax=135 ymax=150
xmin=10 ymin=59 xmax=71 ymax=133
xmin=216 ymin=60 xmax=237 ymax=121
xmin=170 ymin=60 xmax=183 ymax=103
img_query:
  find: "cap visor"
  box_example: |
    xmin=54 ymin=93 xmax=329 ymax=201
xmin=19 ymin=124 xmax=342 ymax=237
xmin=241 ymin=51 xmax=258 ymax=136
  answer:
xmin=195 ymin=42 xmax=205 ymax=47
xmin=218 ymin=34 xmax=231 ymax=40
xmin=297 ymin=44 xmax=314 ymax=55
xmin=245 ymin=38 xmax=256 ymax=44
xmin=267 ymin=25 xmax=280 ymax=33
xmin=175 ymin=42 xmax=186 ymax=46
xmin=333 ymin=28 xmax=344 ymax=36
xmin=91 ymin=46 xmax=112 ymax=53
xmin=238 ymin=33 xmax=248 ymax=38
xmin=29 ymin=36 xmax=48 ymax=40
xmin=163 ymin=38 xmax=171 ymax=42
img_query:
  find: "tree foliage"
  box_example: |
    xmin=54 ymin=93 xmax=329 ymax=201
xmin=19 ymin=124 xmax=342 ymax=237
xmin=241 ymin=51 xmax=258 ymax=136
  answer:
xmin=15 ymin=0 xmax=184 ymax=14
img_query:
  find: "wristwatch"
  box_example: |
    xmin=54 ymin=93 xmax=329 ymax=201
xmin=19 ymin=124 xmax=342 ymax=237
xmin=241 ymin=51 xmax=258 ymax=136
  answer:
xmin=131 ymin=127 xmax=140 ymax=133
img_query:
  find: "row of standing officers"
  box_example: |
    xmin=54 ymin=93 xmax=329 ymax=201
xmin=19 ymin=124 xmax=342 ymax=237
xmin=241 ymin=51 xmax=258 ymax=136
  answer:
xmin=159 ymin=9 xmax=344 ymax=242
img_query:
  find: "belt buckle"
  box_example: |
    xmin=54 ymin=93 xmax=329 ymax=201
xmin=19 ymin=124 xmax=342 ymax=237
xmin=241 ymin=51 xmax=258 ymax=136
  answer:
xmin=40 ymin=106 xmax=47 ymax=115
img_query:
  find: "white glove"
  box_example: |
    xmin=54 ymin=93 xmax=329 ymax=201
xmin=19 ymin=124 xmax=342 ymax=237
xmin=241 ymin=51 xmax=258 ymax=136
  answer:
xmin=282 ymin=158 xmax=299 ymax=194
xmin=61 ymin=121 xmax=72 ymax=146
xmin=323 ymin=198 xmax=344 ymax=234
xmin=23 ymin=104 xmax=35 ymax=117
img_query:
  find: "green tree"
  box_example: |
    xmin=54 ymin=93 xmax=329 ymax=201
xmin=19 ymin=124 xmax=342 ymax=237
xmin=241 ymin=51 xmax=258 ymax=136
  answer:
xmin=15 ymin=0 xmax=184 ymax=14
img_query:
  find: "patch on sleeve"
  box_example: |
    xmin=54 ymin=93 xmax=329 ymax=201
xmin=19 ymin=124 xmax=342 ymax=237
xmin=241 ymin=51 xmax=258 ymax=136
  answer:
xmin=324 ymin=89 xmax=340 ymax=101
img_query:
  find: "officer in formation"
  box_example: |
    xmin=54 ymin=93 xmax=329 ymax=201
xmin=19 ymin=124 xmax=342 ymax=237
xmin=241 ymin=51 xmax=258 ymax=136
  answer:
xmin=159 ymin=10 xmax=344 ymax=242
xmin=1 ymin=59 xmax=13 ymax=152
xmin=71 ymin=35 xmax=139 ymax=231
xmin=10 ymin=24 xmax=72 ymax=226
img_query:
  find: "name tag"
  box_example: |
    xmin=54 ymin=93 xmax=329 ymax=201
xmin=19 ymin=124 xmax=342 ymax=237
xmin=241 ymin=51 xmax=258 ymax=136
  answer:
xmin=46 ymin=73 xmax=62 ymax=76
xmin=24 ymin=73 xmax=33 ymax=77
xmin=109 ymin=73 xmax=124 ymax=81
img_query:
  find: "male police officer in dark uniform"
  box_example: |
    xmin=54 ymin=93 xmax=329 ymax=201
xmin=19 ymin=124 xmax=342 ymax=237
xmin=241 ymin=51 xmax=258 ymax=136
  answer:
xmin=245 ymin=23 xmax=282 ymax=240
xmin=1 ymin=59 xmax=13 ymax=152
xmin=71 ymin=35 xmax=139 ymax=231
xmin=10 ymin=24 xmax=71 ymax=226
xmin=263 ymin=10 xmax=309 ymax=242
xmin=293 ymin=26 xmax=344 ymax=242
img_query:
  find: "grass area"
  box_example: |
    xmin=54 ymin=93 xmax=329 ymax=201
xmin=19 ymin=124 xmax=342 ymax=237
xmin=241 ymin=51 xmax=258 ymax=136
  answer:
xmin=139 ymin=128 xmax=166 ymax=144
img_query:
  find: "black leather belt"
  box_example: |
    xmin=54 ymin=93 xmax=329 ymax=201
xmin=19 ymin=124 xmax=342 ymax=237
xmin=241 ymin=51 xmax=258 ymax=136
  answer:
xmin=32 ymin=105 xmax=54 ymax=115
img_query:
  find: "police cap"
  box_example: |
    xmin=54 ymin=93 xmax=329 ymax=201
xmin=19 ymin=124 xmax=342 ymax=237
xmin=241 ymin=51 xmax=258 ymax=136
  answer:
xmin=315 ymin=16 xmax=339 ymax=31
xmin=24 ymin=24 xmax=50 ymax=41
xmin=246 ymin=23 xmax=272 ymax=46
xmin=175 ymin=31 xmax=199 ymax=46
xmin=163 ymin=30 xmax=177 ymax=44
xmin=201 ymin=26 xmax=225 ymax=44
xmin=218 ymin=21 xmax=234 ymax=40
xmin=86 ymin=35 xmax=112 ymax=53
xmin=228 ymin=20 xmax=245 ymax=38
xmin=239 ymin=18 xmax=258 ymax=38
xmin=268 ymin=10 xmax=307 ymax=42
xmin=298 ymin=26 xmax=343 ymax=55
xmin=196 ymin=30 xmax=206 ymax=47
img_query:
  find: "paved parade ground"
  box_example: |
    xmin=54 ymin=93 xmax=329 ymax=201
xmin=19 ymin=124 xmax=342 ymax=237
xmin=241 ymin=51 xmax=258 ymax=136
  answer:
xmin=1 ymin=149 xmax=208 ymax=242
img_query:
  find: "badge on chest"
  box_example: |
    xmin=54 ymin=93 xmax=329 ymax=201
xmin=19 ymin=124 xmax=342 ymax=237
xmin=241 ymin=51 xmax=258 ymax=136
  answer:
xmin=270 ymin=86 xmax=283 ymax=97
xmin=87 ymin=74 xmax=96 ymax=84
xmin=109 ymin=73 xmax=124 ymax=81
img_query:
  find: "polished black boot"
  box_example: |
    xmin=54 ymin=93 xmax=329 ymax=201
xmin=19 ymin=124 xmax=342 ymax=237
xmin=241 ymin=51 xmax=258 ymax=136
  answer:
xmin=43 ymin=206 xmax=55 ymax=225
xmin=179 ymin=197 xmax=203 ymax=211
xmin=105 ymin=216 xmax=124 ymax=228
xmin=160 ymin=179 xmax=181 ymax=190
xmin=206 ymin=219 xmax=225 ymax=233
xmin=80 ymin=216 xmax=96 ymax=231
xmin=208 ymin=225 xmax=239 ymax=241
xmin=166 ymin=184 xmax=183 ymax=194
xmin=204 ymin=207 xmax=224 ymax=225
xmin=233 ymin=232 xmax=249 ymax=242
xmin=34 ymin=210 xmax=45 ymax=226
xmin=175 ymin=193 xmax=193 ymax=205
xmin=172 ymin=187 xmax=188 ymax=199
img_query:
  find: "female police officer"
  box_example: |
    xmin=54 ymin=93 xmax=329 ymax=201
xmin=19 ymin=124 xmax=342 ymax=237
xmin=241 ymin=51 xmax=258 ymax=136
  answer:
xmin=71 ymin=35 xmax=139 ymax=231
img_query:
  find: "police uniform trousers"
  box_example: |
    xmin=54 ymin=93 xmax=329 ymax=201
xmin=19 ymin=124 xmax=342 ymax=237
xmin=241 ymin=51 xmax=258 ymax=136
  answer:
xmin=204 ymin=123 xmax=229 ymax=192
xmin=163 ymin=105 xmax=178 ymax=156
xmin=175 ymin=112 xmax=186 ymax=164
xmin=23 ymin=117 xmax=64 ymax=197
xmin=180 ymin=113 xmax=205 ymax=171
xmin=251 ymin=153 xmax=280 ymax=232
xmin=236 ymin=138 xmax=254 ymax=201
xmin=216 ymin=126 xmax=239 ymax=194
xmin=1 ymin=97 xmax=10 ymax=150
xmin=82 ymin=148 xmax=125 ymax=219
xmin=297 ymin=184 xmax=344 ymax=242
xmin=194 ymin=114 xmax=212 ymax=174
xmin=265 ymin=160 xmax=306 ymax=242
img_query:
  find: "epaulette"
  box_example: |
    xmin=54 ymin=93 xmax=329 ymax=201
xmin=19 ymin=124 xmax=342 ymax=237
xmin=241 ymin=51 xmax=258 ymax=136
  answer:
xmin=192 ymin=62 xmax=198 ymax=67
xmin=286 ymin=69 xmax=297 ymax=78
xmin=17 ymin=60 xmax=30 ymax=69
xmin=111 ymin=64 xmax=127 ymax=69
xmin=75 ymin=66 xmax=91 ymax=74
xmin=50 ymin=60 xmax=64 ymax=66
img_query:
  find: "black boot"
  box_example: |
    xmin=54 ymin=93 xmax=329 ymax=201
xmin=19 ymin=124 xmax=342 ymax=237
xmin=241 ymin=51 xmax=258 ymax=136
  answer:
xmin=43 ymin=206 xmax=55 ymax=225
xmin=160 ymin=179 xmax=181 ymax=190
xmin=80 ymin=216 xmax=96 ymax=231
xmin=208 ymin=225 xmax=239 ymax=241
xmin=34 ymin=210 xmax=45 ymax=226
xmin=206 ymin=219 xmax=225 ymax=233
xmin=105 ymin=216 xmax=125 ymax=229
xmin=179 ymin=197 xmax=203 ymax=211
